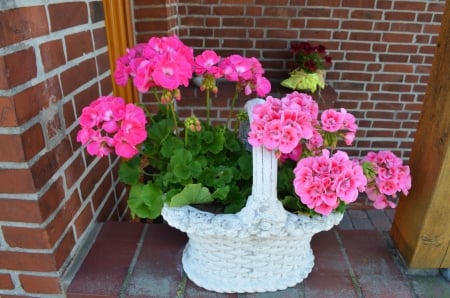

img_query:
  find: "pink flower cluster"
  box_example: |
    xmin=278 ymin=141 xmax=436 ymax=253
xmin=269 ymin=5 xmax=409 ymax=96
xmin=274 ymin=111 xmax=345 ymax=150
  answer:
xmin=293 ymin=150 xmax=367 ymax=215
xmin=76 ymin=96 xmax=147 ymax=158
xmin=115 ymin=35 xmax=194 ymax=97
xmin=193 ymin=51 xmax=271 ymax=97
xmin=363 ymin=151 xmax=411 ymax=209
xmin=248 ymin=92 xmax=318 ymax=154
xmin=218 ymin=55 xmax=271 ymax=97
xmin=248 ymin=91 xmax=412 ymax=215
xmin=114 ymin=35 xmax=271 ymax=101
xmin=248 ymin=92 xmax=359 ymax=160
xmin=194 ymin=50 xmax=222 ymax=79
xmin=321 ymin=108 xmax=357 ymax=145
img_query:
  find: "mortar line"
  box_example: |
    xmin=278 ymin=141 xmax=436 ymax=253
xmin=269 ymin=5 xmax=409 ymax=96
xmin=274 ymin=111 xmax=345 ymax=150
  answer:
xmin=334 ymin=229 xmax=365 ymax=298
xmin=119 ymin=224 xmax=149 ymax=298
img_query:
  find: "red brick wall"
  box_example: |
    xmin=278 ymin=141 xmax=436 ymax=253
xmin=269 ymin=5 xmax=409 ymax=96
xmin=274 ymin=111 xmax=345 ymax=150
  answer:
xmin=0 ymin=1 xmax=127 ymax=296
xmin=134 ymin=0 xmax=179 ymax=40
xmin=134 ymin=0 xmax=446 ymax=160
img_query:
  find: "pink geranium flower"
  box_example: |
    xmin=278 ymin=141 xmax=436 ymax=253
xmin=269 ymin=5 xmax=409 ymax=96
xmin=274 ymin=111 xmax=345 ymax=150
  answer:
xmin=120 ymin=119 xmax=147 ymax=144
xmin=114 ymin=35 xmax=194 ymax=99
xmin=79 ymin=106 xmax=100 ymax=128
xmin=86 ymin=134 xmax=114 ymax=157
xmin=249 ymin=93 xmax=317 ymax=155
xmin=195 ymin=50 xmax=222 ymax=77
xmin=280 ymin=143 xmax=303 ymax=162
xmin=152 ymin=59 xmax=182 ymax=90
xmin=133 ymin=60 xmax=155 ymax=93
xmin=279 ymin=126 xmax=300 ymax=154
xmin=282 ymin=91 xmax=319 ymax=120
xmin=77 ymin=96 xmax=147 ymax=158
xmin=247 ymin=121 xmax=265 ymax=147
xmin=255 ymin=76 xmax=271 ymax=97
xmin=221 ymin=55 xmax=252 ymax=81
xmin=76 ymin=127 xmax=95 ymax=144
xmin=362 ymin=151 xmax=412 ymax=209
xmin=321 ymin=108 xmax=345 ymax=132
xmin=263 ymin=120 xmax=283 ymax=150
xmin=293 ymin=150 xmax=367 ymax=215
xmin=113 ymin=131 xmax=139 ymax=158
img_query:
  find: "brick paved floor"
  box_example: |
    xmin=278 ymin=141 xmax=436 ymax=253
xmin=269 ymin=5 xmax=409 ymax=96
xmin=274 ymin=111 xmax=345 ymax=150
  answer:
xmin=66 ymin=209 xmax=450 ymax=298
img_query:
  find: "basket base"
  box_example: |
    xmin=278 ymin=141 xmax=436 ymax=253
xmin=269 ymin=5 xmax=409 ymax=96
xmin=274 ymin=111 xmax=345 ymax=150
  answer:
xmin=181 ymin=235 xmax=315 ymax=293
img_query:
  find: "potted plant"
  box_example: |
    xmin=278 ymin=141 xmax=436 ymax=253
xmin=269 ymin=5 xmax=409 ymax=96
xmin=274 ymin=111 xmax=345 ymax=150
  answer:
xmin=77 ymin=35 xmax=411 ymax=293
xmin=281 ymin=41 xmax=332 ymax=93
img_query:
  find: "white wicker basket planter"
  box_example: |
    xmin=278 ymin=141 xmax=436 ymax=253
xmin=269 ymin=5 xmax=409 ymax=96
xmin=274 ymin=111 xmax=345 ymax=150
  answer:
xmin=161 ymin=99 xmax=343 ymax=293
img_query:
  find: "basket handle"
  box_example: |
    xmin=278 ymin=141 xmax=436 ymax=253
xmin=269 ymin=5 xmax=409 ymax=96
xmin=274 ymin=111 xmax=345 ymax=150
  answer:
xmin=239 ymin=99 xmax=287 ymax=229
xmin=244 ymin=99 xmax=278 ymax=200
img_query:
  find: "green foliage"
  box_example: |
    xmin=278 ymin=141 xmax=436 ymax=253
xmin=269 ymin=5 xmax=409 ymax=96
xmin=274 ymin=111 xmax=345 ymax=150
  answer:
xmin=362 ymin=161 xmax=377 ymax=180
xmin=169 ymin=184 xmax=213 ymax=207
xmin=280 ymin=69 xmax=325 ymax=93
xmin=119 ymin=156 xmax=141 ymax=185
xmin=119 ymin=105 xmax=253 ymax=219
xmin=128 ymin=182 xmax=164 ymax=219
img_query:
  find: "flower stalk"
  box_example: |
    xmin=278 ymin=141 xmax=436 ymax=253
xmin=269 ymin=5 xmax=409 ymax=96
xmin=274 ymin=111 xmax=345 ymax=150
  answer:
xmin=227 ymin=84 xmax=241 ymax=127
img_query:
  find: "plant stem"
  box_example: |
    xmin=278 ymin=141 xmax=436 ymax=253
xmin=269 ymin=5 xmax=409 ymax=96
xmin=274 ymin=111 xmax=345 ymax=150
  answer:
xmin=227 ymin=84 xmax=240 ymax=128
xmin=152 ymin=87 xmax=161 ymax=104
xmin=169 ymin=100 xmax=179 ymax=136
xmin=234 ymin=117 xmax=241 ymax=134
xmin=205 ymin=88 xmax=211 ymax=126
xmin=140 ymin=103 xmax=154 ymax=124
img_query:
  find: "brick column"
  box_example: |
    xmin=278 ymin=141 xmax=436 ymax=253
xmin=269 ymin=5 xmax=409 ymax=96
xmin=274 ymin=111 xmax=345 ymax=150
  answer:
xmin=0 ymin=1 xmax=126 ymax=296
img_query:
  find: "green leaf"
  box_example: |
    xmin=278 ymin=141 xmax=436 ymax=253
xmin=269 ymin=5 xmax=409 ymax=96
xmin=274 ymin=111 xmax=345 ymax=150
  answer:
xmin=164 ymin=188 xmax=181 ymax=203
xmin=171 ymin=148 xmax=192 ymax=164
xmin=225 ymin=131 xmax=241 ymax=152
xmin=335 ymin=200 xmax=347 ymax=214
xmin=128 ymin=183 xmax=164 ymax=219
xmin=148 ymin=118 xmax=174 ymax=142
xmin=280 ymin=69 xmax=323 ymax=93
xmin=167 ymin=149 xmax=203 ymax=182
xmin=208 ymin=130 xmax=226 ymax=154
xmin=173 ymin=163 xmax=191 ymax=180
xmin=195 ymin=155 xmax=208 ymax=168
xmin=238 ymin=154 xmax=252 ymax=180
xmin=223 ymin=187 xmax=247 ymax=213
xmin=169 ymin=184 xmax=213 ymax=207
xmin=185 ymin=133 xmax=202 ymax=155
xmin=322 ymin=131 xmax=338 ymax=149
xmin=277 ymin=160 xmax=296 ymax=196
xmin=189 ymin=160 xmax=202 ymax=178
xmin=198 ymin=168 xmax=216 ymax=187
xmin=362 ymin=161 xmax=377 ymax=179
xmin=119 ymin=157 xmax=141 ymax=185
xmin=212 ymin=186 xmax=230 ymax=201
xmin=162 ymin=171 xmax=178 ymax=186
xmin=161 ymin=136 xmax=184 ymax=158
xmin=213 ymin=167 xmax=233 ymax=187
xmin=281 ymin=195 xmax=303 ymax=212
xmin=201 ymin=130 xmax=214 ymax=144
xmin=170 ymin=149 xmax=191 ymax=179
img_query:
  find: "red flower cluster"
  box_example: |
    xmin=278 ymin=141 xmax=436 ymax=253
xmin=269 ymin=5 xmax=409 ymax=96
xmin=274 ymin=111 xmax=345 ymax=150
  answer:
xmin=291 ymin=41 xmax=332 ymax=73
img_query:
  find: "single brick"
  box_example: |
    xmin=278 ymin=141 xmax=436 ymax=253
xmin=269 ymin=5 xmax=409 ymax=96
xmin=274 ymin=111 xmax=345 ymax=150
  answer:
xmin=20 ymin=274 xmax=62 ymax=295
xmin=48 ymin=2 xmax=88 ymax=32
xmin=0 ymin=5 xmax=48 ymax=48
